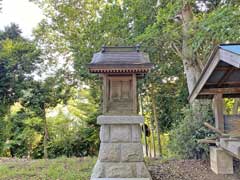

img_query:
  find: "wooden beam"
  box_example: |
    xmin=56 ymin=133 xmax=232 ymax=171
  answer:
xmin=213 ymin=94 xmax=225 ymax=131
xmin=220 ymin=138 xmax=240 ymax=159
xmin=217 ymin=69 xmax=234 ymax=87
xmin=132 ymin=73 xmax=137 ymax=114
xmin=223 ymin=81 xmax=240 ymax=85
xmin=206 ymin=81 xmax=240 ymax=86
xmin=198 ymin=139 xmax=216 ymax=144
xmin=200 ymin=88 xmax=240 ymax=95
xmin=108 ymin=76 xmax=132 ymax=80
xmin=220 ymin=49 xmax=240 ymax=68
xmin=189 ymin=51 xmax=220 ymax=103
xmin=215 ymin=66 xmax=238 ymax=71
xmin=102 ymin=74 xmax=108 ymax=114
xmin=204 ymin=122 xmax=225 ymax=135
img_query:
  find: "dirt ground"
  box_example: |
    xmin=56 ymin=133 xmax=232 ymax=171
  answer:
xmin=1 ymin=157 xmax=240 ymax=180
xmin=148 ymin=159 xmax=240 ymax=180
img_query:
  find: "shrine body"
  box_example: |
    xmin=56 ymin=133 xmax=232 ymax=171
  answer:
xmin=89 ymin=46 xmax=152 ymax=115
xmin=88 ymin=46 xmax=153 ymax=180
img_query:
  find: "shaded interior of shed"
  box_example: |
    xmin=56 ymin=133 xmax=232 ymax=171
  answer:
xmin=200 ymin=61 xmax=240 ymax=98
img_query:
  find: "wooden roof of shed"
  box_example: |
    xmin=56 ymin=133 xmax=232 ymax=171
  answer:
xmin=88 ymin=46 xmax=153 ymax=73
xmin=189 ymin=44 xmax=240 ymax=103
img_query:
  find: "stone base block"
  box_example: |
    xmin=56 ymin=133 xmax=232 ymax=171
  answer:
xmin=210 ymin=146 xmax=233 ymax=174
xmin=99 ymin=143 xmax=143 ymax=162
xmin=91 ymin=161 xmax=152 ymax=179
xmin=91 ymin=115 xmax=152 ymax=180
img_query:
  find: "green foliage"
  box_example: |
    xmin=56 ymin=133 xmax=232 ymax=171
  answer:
xmin=46 ymin=88 xmax=100 ymax=158
xmin=191 ymin=5 xmax=240 ymax=63
xmin=0 ymin=25 xmax=42 ymax=157
xmin=1 ymin=0 xmax=240 ymax=160
xmin=168 ymin=103 xmax=214 ymax=159
xmin=0 ymin=23 xmax=41 ymax=116
xmin=1 ymin=107 xmax=43 ymax=158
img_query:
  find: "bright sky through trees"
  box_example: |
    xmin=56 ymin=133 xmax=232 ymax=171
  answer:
xmin=0 ymin=0 xmax=43 ymax=38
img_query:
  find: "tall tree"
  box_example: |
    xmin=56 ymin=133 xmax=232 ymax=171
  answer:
xmin=0 ymin=23 xmax=40 ymax=116
xmin=21 ymin=75 xmax=72 ymax=158
xmin=0 ymin=24 xmax=41 ymax=154
xmin=181 ymin=3 xmax=202 ymax=93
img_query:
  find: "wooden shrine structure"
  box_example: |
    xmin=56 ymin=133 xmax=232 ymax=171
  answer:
xmin=189 ymin=44 xmax=240 ymax=174
xmin=88 ymin=46 xmax=153 ymax=180
xmin=88 ymin=46 xmax=153 ymax=115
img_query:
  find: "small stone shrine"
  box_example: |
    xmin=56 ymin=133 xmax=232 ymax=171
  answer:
xmin=88 ymin=46 xmax=153 ymax=179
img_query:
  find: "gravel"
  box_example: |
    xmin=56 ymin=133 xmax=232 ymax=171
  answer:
xmin=148 ymin=159 xmax=240 ymax=180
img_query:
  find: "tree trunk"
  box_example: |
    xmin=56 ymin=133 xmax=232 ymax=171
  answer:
xmin=182 ymin=3 xmax=202 ymax=93
xmin=151 ymin=87 xmax=162 ymax=158
xmin=43 ymin=105 xmax=49 ymax=159
xmin=150 ymin=118 xmax=156 ymax=158
xmin=140 ymin=95 xmax=149 ymax=157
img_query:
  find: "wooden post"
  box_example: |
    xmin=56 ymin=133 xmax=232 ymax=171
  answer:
xmin=213 ymin=94 xmax=224 ymax=131
xmin=233 ymin=98 xmax=239 ymax=114
xmin=132 ymin=74 xmax=137 ymax=114
xmin=103 ymin=74 xmax=108 ymax=114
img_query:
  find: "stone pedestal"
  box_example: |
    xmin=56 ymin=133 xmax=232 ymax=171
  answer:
xmin=91 ymin=116 xmax=152 ymax=180
xmin=210 ymin=146 xmax=233 ymax=174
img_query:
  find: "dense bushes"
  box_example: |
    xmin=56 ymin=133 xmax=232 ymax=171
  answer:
xmin=168 ymin=102 xmax=214 ymax=159
xmin=0 ymin=87 xmax=100 ymax=159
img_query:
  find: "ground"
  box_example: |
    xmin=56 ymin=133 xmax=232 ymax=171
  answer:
xmin=0 ymin=157 xmax=239 ymax=180
xmin=148 ymin=159 xmax=240 ymax=180
xmin=0 ymin=157 xmax=96 ymax=180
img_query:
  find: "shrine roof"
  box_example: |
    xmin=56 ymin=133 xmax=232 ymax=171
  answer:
xmin=88 ymin=46 xmax=153 ymax=73
xmin=189 ymin=43 xmax=240 ymax=103
xmin=220 ymin=44 xmax=240 ymax=55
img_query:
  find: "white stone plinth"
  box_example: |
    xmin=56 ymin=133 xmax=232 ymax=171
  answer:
xmin=91 ymin=115 xmax=152 ymax=180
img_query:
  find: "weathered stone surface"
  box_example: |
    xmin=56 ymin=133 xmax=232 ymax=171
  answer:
xmin=111 ymin=125 xmax=131 ymax=142
xmin=91 ymin=161 xmax=105 ymax=178
xmin=210 ymin=146 xmax=233 ymax=174
xmin=100 ymin=125 xmax=110 ymax=142
xmin=220 ymin=138 xmax=240 ymax=158
xmin=105 ymin=163 xmax=135 ymax=178
xmin=91 ymin=115 xmax=152 ymax=179
xmin=97 ymin=115 xmax=144 ymax=125
xmin=99 ymin=143 xmax=120 ymax=162
xmin=121 ymin=143 xmax=143 ymax=162
xmin=132 ymin=125 xmax=141 ymax=142
xmin=136 ymin=162 xmax=152 ymax=178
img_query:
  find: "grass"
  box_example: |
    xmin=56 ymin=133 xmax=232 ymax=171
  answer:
xmin=0 ymin=157 xmax=97 ymax=180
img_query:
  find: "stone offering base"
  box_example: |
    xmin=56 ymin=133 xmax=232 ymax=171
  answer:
xmin=210 ymin=146 xmax=233 ymax=174
xmin=91 ymin=116 xmax=152 ymax=180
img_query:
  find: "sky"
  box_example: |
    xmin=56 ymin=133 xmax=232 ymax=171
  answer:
xmin=0 ymin=0 xmax=44 ymax=38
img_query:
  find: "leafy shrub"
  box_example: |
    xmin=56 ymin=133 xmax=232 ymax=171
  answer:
xmin=168 ymin=102 xmax=214 ymax=159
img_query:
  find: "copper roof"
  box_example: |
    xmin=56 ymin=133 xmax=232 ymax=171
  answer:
xmin=189 ymin=43 xmax=240 ymax=102
xmin=88 ymin=46 xmax=153 ymax=73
